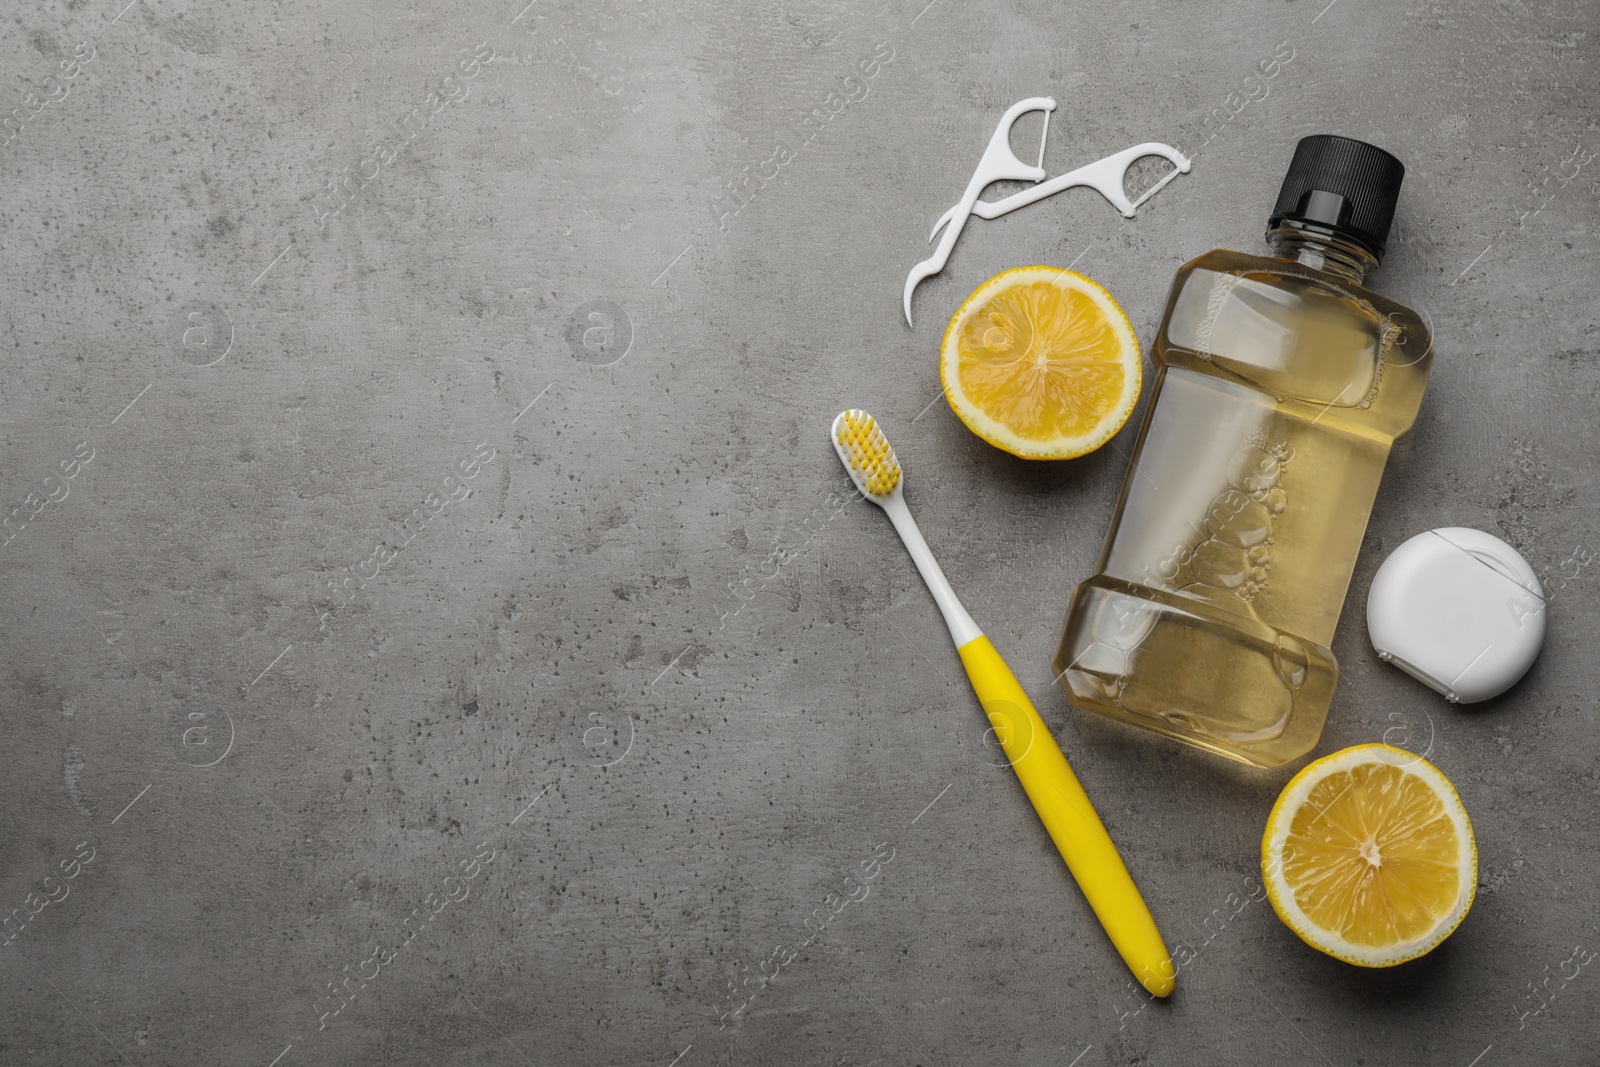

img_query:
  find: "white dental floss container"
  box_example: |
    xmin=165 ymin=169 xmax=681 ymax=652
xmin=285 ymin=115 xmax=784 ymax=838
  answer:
xmin=1366 ymin=527 xmax=1546 ymax=704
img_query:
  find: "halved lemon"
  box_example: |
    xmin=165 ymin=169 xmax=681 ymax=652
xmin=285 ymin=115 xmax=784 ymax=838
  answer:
xmin=940 ymin=266 xmax=1141 ymax=460
xmin=1262 ymin=743 xmax=1477 ymax=967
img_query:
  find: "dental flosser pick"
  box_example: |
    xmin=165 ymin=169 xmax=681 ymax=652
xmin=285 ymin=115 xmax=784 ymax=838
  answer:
xmin=903 ymin=97 xmax=1192 ymax=328
xmin=903 ymin=97 xmax=1055 ymax=328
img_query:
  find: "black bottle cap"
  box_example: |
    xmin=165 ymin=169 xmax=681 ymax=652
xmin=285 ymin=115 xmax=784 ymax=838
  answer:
xmin=1268 ymin=135 xmax=1405 ymax=260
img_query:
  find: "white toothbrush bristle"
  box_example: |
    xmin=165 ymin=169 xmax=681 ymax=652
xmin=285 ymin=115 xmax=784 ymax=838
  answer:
xmin=832 ymin=409 xmax=902 ymax=497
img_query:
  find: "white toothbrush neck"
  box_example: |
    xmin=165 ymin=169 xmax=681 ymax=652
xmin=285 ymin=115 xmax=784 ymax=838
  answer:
xmin=881 ymin=491 xmax=983 ymax=647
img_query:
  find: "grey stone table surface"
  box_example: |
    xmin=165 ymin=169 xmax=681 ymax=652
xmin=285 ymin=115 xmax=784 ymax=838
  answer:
xmin=2 ymin=0 xmax=1596 ymax=1064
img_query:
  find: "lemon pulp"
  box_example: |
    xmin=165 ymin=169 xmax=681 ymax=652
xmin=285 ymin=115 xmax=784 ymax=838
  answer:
xmin=941 ymin=266 xmax=1141 ymax=460
xmin=1262 ymin=743 xmax=1476 ymax=966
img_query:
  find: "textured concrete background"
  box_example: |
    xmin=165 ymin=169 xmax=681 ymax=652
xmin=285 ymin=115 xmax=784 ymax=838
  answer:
xmin=1 ymin=0 xmax=1596 ymax=1063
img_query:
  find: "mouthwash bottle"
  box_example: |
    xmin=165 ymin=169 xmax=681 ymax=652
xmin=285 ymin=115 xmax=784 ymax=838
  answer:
xmin=1053 ymin=135 xmax=1432 ymax=768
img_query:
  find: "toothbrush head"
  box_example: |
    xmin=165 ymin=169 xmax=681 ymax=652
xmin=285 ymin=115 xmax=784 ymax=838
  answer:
xmin=831 ymin=409 xmax=902 ymax=500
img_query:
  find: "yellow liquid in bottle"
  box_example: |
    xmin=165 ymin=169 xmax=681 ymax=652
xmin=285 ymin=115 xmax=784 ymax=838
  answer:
xmin=1054 ymin=242 xmax=1432 ymax=767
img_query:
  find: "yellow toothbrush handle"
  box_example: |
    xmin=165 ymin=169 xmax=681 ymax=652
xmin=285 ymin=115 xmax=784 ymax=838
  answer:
xmin=957 ymin=635 xmax=1174 ymax=997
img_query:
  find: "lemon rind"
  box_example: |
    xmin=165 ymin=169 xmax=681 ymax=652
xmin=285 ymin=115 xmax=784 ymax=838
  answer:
xmin=939 ymin=265 xmax=1143 ymax=460
xmin=1261 ymin=742 xmax=1478 ymax=968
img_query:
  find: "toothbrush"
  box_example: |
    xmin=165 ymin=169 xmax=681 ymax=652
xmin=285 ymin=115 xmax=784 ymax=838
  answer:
xmin=831 ymin=409 xmax=1174 ymax=997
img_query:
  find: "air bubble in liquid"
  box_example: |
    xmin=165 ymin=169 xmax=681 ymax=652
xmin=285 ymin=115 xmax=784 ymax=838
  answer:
xmin=1227 ymin=446 xmax=1281 ymax=494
